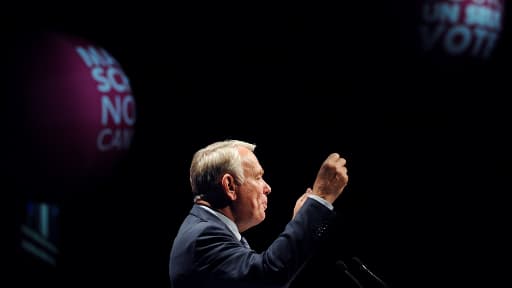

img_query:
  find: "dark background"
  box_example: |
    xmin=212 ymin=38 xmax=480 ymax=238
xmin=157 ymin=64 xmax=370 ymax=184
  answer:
xmin=4 ymin=2 xmax=511 ymax=287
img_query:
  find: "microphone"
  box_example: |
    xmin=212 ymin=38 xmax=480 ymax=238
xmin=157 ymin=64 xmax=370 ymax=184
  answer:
xmin=336 ymin=260 xmax=364 ymax=288
xmin=352 ymin=257 xmax=389 ymax=288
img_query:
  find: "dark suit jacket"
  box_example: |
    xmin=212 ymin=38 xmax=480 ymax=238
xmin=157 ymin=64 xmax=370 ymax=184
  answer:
xmin=169 ymin=198 xmax=335 ymax=288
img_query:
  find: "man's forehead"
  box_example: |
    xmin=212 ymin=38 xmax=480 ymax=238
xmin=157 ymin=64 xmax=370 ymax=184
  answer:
xmin=240 ymin=148 xmax=263 ymax=171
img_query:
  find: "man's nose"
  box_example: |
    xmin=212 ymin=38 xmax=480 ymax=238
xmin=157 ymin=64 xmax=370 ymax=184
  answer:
xmin=264 ymin=182 xmax=271 ymax=195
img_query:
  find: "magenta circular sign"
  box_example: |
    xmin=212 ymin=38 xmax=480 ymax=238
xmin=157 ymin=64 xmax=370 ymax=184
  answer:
xmin=14 ymin=31 xmax=136 ymax=180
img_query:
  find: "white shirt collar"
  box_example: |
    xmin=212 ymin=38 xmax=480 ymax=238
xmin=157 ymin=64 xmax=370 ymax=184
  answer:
xmin=197 ymin=205 xmax=242 ymax=241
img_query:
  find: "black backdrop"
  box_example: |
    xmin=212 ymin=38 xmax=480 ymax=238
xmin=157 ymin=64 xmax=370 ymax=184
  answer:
xmin=4 ymin=2 xmax=511 ymax=287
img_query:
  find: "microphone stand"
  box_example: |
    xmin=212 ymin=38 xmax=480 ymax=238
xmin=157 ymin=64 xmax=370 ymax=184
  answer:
xmin=352 ymin=257 xmax=390 ymax=288
xmin=336 ymin=260 xmax=364 ymax=288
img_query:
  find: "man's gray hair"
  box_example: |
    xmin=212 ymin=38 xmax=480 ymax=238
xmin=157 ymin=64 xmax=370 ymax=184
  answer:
xmin=190 ymin=140 xmax=256 ymax=198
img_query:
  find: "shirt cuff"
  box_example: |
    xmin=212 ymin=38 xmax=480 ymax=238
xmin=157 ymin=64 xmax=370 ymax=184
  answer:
xmin=307 ymin=194 xmax=334 ymax=210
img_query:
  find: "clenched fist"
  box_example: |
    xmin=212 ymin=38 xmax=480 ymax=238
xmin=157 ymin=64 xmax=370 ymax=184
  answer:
xmin=312 ymin=153 xmax=349 ymax=204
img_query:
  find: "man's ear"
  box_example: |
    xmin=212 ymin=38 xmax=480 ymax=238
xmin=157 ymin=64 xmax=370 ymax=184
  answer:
xmin=221 ymin=173 xmax=237 ymax=200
